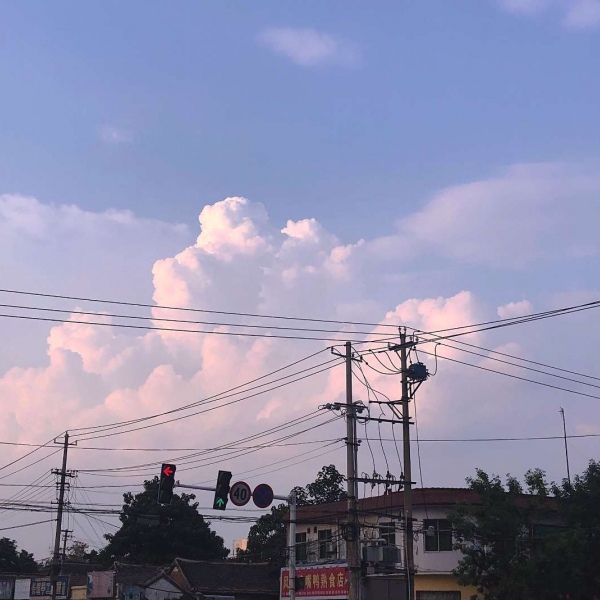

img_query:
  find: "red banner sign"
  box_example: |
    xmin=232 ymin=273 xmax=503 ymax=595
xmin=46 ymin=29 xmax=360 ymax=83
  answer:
xmin=281 ymin=565 xmax=349 ymax=599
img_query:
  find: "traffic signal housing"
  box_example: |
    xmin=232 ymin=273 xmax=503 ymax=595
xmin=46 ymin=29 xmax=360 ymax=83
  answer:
xmin=213 ymin=470 xmax=232 ymax=510
xmin=158 ymin=463 xmax=176 ymax=505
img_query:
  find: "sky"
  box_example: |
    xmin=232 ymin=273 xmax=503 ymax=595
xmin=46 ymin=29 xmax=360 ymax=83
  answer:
xmin=1 ymin=0 xmax=600 ymax=559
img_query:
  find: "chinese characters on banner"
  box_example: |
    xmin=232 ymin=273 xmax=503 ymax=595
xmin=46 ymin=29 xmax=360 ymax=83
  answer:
xmin=29 ymin=577 xmax=69 ymax=600
xmin=280 ymin=565 xmax=349 ymax=599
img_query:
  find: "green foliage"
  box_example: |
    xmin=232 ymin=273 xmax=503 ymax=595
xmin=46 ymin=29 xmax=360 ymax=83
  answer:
xmin=449 ymin=462 xmax=600 ymax=600
xmin=65 ymin=541 xmax=98 ymax=563
xmin=290 ymin=465 xmax=347 ymax=507
xmin=304 ymin=465 xmax=347 ymax=505
xmin=98 ymin=477 xmax=228 ymax=565
xmin=237 ymin=503 xmax=288 ymax=564
xmin=0 ymin=537 xmax=37 ymax=573
xmin=237 ymin=464 xmax=347 ymax=565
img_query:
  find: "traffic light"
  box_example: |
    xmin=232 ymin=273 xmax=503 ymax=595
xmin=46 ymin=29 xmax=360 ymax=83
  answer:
xmin=213 ymin=470 xmax=232 ymax=510
xmin=158 ymin=463 xmax=176 ymax=505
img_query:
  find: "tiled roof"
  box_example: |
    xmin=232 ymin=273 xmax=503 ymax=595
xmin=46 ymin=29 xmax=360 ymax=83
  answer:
xmin=294 ymin=487 xmax=557 ymax=524
xmin=113 ymin=563 xmax=165 ymax=586
xmin=172 ymin=559 xmax=279 ymax=595
xmin=295 ymin=488 xmax=479 ymax=523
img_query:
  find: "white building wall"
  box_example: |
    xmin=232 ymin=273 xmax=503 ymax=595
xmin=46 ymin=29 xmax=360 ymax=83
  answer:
xmin=144 ymin=579 xmax=183 ymax=600
xmin=412 ymin=506 xmax=463 ymax=574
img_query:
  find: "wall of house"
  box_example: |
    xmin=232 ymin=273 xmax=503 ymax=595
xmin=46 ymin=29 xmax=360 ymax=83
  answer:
xmin=412 ymin=507 xmax=463 ymax=575
xmin=70 ymin=586 xmax=87 ymax=600
xmin=414 ymin=574 xmax=479 ymax=599
xmin=144 ymin=579 xmax=182 ymax=600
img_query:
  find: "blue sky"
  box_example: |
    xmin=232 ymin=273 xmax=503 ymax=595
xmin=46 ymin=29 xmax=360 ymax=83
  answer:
xmin=1 ymin=0 xmax=599 ymax=239
xmin=1 ymin=0 xmax=600 ymax=558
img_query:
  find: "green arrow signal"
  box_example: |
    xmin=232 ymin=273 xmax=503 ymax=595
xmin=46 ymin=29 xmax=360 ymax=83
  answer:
xmin=216 ymin=498 xmax=225 ymax=508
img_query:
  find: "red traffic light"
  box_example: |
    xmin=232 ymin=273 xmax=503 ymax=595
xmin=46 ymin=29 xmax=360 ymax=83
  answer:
xmin=163 ymin=465 xmax=175 ymax=477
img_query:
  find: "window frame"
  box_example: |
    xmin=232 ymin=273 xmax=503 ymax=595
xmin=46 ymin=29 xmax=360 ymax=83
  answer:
xmin=317 ymin=528 xmax=333 ymax=559
xmin=378 ymin=520 xmax=397 ymax=546
xmin=423 ymin=519 xmax=453 ymax=553
xmin=295 ymin=531 xmax=307 ymax=562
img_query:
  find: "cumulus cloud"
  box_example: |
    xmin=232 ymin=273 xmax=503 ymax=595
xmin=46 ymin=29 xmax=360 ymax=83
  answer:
xmin=497 ymin=300 xmax=534 ymax=318
xmin=496 ymin=0 xmax=600 ymax=29
xmin=257 ymin=27 xmax=359 ymax=67
xmin=2 ymin=161 xmax=600 ymax=555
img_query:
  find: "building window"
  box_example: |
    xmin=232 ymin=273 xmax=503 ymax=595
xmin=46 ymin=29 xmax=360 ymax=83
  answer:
xmin=417 ymin=593 xmax=461 ymax=600
xmin=424 ymin=519 xmax=453 ymax=552
xmin=296 ymin=532 xmax=307 ymax=562
xmin=379 ymin=521 xmax=396 ymax=546
xmin=318 ymin=529 xmax=333 ymax=559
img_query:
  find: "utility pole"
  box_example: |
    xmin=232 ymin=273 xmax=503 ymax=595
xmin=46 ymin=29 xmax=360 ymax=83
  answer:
xmin=345 ymin=342 xmax=360 ymax=600
xmin=60 ymin=529 xmax=72 ymax=564
xmin=51 ymin=432 xmax=74 ymax=600
xmin=559 ymin=407 xmax=571 ymax=485
xmin=399 ymin=330 xmax=414 ymax=600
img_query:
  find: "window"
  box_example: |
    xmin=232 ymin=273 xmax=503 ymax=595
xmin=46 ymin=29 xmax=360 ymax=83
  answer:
xmin=318 ymin=529 xmax=333 ymax=559
xmin=416 ymin=592 xmax=460 ymax=600
xmin=379 ymin=521 xmax=396 ymax=546
xmin=295 ymin=532 xmax=307 ymax=562
xmin=424 ymin=519 xmax=453 ymax=552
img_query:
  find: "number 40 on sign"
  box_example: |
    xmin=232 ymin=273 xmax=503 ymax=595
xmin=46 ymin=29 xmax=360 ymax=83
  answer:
xmin=229 ymin=481 xmax=251 ymax=507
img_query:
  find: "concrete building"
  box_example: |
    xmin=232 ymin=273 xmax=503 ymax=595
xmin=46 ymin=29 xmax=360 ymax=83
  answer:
xmin=290 ymin=488 xmax=480 ymax=600
xmin=232 ymin=539 xmax=248 ymax=558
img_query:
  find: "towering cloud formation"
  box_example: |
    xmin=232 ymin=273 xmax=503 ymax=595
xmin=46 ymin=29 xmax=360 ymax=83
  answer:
xmin=1 ymin=161 xmax=600 ymax=556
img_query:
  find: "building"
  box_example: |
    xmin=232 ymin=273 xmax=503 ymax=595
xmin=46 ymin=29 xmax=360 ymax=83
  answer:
xmin=290 ymin=488 xmax=481 ymax=600
xmin=169 ymin=558 xmax=279 ymax=600
xmin=232 ymin=540 xmax=248 ymax=558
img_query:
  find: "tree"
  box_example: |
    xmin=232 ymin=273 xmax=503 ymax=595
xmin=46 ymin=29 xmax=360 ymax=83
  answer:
xmin=238 ymin=503 xmax=288 ymax=564
xmin=448 ymin=466 xmax=599 ymax=600
xmin=549 ymin=459 xmax=600 ymax=598
xmin=291 ymin=465 xmax=347 ymax=506
xmin=238 ymin=464 xmax=347 ymax=565
xmin=98 ymin=477 xmax=228 ymax=564
xmin=65 ymin=541 xmax=98 ymax=563
xmin=0 ymin=538 xmax=37 ymax=573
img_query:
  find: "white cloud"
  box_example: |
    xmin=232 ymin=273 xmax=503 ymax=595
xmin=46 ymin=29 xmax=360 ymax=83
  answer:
xmin=497 ymin=300 xmax=534 ymax=318
xmin=563 ymin=0 xmax=600 ymax=28
xmin=257 ymin=28 xmax=359 ymax=67
xmin=2 ymin=160 xmax=600 ymax=556
xmin=99 ymin=125 xmax=134 ymax=145
xmin=498 ymin=0 xmax=553 ymax=15
xmin=372 ymin=161 xmax=600 ymax=268
xmin=496 ymin=0 xmax=600 ymax=29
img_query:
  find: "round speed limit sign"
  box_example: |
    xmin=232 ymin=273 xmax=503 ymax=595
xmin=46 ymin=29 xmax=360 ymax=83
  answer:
xmin=229 ymin=481 xmax=252 ymax=507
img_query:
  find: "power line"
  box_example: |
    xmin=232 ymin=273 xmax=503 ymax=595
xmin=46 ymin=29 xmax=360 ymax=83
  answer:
xmin=73 ymin=361 xmax=342 ymax=443
xmin=0 ymin=302 xmax=397 ymax=338
xmin=68 ymin=348 xmax=336 ymax=436
xmin=0 ymin=310 xmax=368 ymax=343
xmin=0 ymin=288 xmax=403 ymax=329
xmin=417 ymin=348 xmax=600 ymax=401
xmin=0 ymin=518 xmax=55 ymax=531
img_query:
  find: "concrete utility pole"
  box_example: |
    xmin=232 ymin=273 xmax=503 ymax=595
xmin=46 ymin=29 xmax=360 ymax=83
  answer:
xmin=60 ymin=529 xmax=72 ymax=564
xmin=345 ymin=342 xmax=360 ymax=600
xmin=287 ymin=490 xmax=297 ymax=600
xmin=399 ymin=330 xmax=415 ymax=600
xmin=559 ymin=407 xmax=571 ymax=485
xmin=51 ymin=432 xmax=73 ymax=600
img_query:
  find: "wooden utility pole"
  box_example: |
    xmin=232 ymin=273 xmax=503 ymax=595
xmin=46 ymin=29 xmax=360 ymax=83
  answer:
xmin=399 ymin=330 xmax=414 ymax=600
xmin=345 ymin=342 xmax=360 ymax=600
